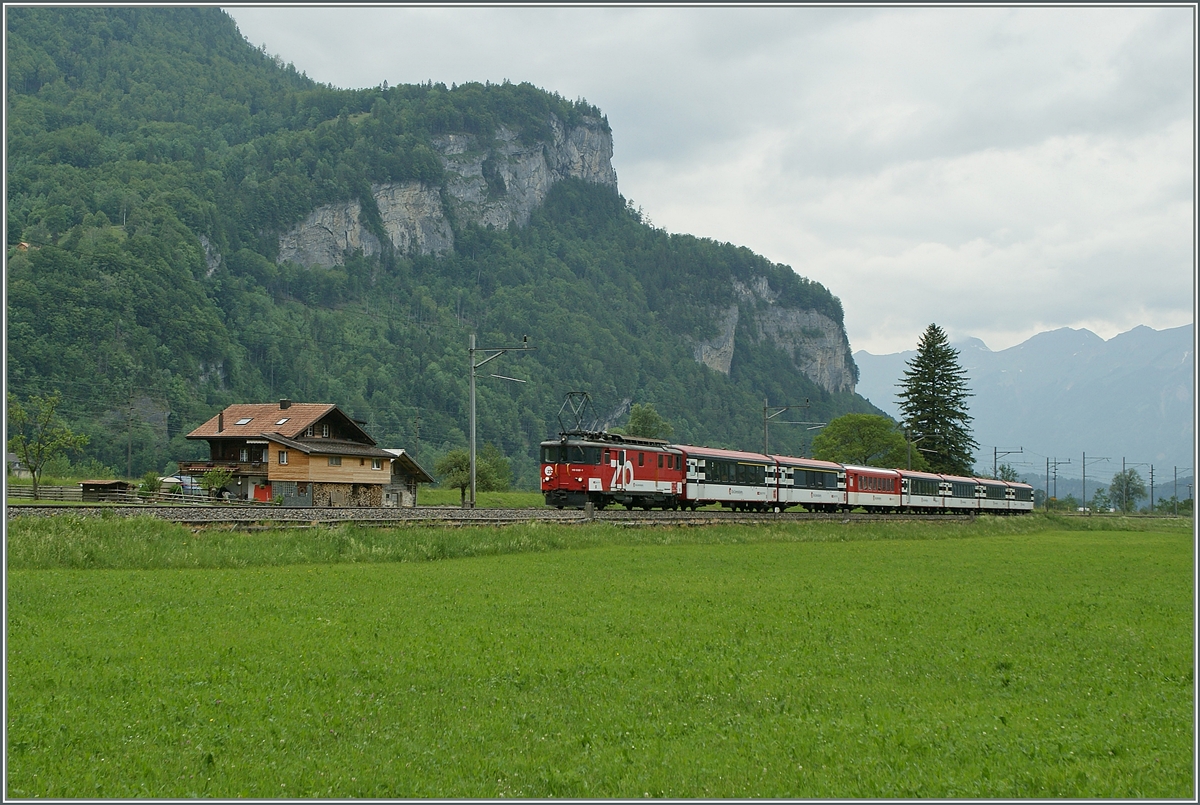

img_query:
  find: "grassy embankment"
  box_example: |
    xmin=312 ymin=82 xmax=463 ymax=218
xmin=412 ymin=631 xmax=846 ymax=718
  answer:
xmin=6 ymin=514 xmax=1193 ymax=798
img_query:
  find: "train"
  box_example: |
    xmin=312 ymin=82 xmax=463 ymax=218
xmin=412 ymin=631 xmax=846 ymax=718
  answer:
xmin=540 ymin=429 xmax=1034 ymax=515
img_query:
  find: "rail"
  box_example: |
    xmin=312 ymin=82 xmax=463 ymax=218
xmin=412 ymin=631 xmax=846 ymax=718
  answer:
xmin=6 ymin=504 xmax=981 ymax=527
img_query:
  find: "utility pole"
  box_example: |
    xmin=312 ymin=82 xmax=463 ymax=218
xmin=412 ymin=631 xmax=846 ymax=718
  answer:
xmin=1149 ymin=465 xmax=1154 ymax=512
xmin=1173 ymin=467 xmax=1189 ymax=516
xmin=413 ymin=412 xmax=420 ymax=462
xmin=127 ymin=398 xmax=134 ymax=480
xmin=1041 ymin=460 xmax=1070 ymax=511
xmin=994 ymin=446 xmax=1022 ymax=479
xmin=903 ymin=424 xmax=928 ymax=470
xmin=762 ymin=399 xmax=814 ymax=455
xmin=1082 ymin=452 xmax=1109 ymax=514
xmin=1048 ymin=457 xmax=1070 ymax=509
xmin=469 ymin=333 xmax=533 ymax=508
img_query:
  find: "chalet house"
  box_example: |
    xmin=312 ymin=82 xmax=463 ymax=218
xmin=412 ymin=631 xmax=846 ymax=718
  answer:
xmin=180 ymin=400 xmax=414 ymax=507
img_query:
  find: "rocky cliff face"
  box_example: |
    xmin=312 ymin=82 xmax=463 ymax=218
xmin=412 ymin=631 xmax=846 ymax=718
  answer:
xmin=272 ymin=112 xmax=856 ymax=398
xmin=693 ymin=277 xmax=857 ymax=396
xmin=277 ymin=115 xmax=615 ymax=267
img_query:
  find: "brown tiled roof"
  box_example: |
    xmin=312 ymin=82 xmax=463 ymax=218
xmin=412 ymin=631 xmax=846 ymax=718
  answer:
xmin=187 ymin=403 xmax=337 ymax=440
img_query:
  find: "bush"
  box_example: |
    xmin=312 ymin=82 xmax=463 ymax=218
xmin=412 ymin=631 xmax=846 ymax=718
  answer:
xmin=139 ymin=470 xmax=162 ymax=495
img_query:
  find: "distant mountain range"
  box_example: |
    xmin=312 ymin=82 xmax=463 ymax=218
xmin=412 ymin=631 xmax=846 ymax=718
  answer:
xmin=854 ymin=324 xmax=1195 ymax=488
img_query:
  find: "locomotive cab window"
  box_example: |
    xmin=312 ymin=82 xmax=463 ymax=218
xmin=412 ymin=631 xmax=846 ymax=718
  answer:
xmin=569 ymin=446 xmax=602 ymax=464
xmin=541 ymin=445 xmax=601 ymax=464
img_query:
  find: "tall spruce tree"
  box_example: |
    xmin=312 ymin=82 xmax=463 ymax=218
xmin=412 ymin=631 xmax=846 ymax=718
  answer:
xmin=896 ymin=324 xmax=977 ymax=475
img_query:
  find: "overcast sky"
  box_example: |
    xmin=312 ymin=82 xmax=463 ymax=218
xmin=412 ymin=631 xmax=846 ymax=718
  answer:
xmin=225 ymin=5 xmax=1195 ymax=355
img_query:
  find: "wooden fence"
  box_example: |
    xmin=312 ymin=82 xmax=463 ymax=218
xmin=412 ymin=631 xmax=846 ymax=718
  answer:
xmin=7 ymin=486 xmax=275 ymax=506
xmin=7 ymin=485 xmax=84 ymax=501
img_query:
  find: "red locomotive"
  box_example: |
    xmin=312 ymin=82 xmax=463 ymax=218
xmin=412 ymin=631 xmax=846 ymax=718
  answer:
xmin=541 ymin=431 xmax=683 ymax=510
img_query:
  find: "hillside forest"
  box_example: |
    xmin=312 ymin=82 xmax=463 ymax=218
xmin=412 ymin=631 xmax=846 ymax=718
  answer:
xmin=6 ymin=7 xmax=881 ymax=487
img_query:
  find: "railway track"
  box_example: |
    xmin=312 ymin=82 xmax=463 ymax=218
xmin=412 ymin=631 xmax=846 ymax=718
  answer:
xmin=7 ymin=504 xmax=979 ymax=528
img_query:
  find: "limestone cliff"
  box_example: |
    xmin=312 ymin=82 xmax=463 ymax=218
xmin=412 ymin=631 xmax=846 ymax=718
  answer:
xmin=278 ymin=115 xmax=615 ymax=267
xmin=693 ymin=305 xmax=739 ymax=376
xmin=693 ymin=277 xmax=857 ymax=396
xmin=272 ymin=110 xmax=857 ymax=398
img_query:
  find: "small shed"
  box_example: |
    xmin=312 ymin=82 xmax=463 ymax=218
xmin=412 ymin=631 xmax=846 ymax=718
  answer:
xmin=80 ymin=479 xmax=137 ymax=502
xmin=382 ymin=449 xmax=434 ymax=507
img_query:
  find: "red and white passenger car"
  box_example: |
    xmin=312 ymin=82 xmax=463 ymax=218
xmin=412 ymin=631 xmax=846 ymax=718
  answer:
xmin=678 ymin=445 xmax=775 ymax=511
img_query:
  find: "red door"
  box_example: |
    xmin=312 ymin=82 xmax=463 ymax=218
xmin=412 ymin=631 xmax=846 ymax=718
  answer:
xmin=253 ymin=483 xmax=271 ymax=502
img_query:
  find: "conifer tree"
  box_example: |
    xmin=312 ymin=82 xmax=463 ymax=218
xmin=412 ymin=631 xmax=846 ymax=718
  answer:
xmin=896 ymin=324 xmax=977 ymax=475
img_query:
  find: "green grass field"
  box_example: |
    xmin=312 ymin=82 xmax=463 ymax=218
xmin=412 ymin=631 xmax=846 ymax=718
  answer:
xmin=6 ymin=514 xmax=1193 ymax=797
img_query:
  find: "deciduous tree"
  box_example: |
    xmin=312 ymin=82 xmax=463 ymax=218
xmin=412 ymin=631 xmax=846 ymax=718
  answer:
xmin=1108 ymin=469 xmax=1146 ymax=513
xmin=435 ymin=444 xmax=508 ymax=506
xmin=1089 ymin=485 xmax=1112 ymax=512
xmin=626 ymin=403 xmax=673 ymax=441
xmin=896 ymin=324 xmax=977 ymax=476
xmin=6 ymin=391 xmax=88 ymax=498
xmin=479 ymin=442 xmax=511 ymax=492
xmin=811 ymin=413 xmax=926 ymax=469
xmin=996 ymin=463 xmax=1020 ymax=482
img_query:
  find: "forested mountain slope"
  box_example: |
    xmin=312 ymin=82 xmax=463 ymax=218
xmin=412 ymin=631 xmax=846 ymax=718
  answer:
xmin=6 ymin=7 xmax=879 ymax=486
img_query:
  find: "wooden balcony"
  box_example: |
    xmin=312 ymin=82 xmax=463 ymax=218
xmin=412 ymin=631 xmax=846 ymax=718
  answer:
xmin=177 ymin=460 xmax=269 ymax=477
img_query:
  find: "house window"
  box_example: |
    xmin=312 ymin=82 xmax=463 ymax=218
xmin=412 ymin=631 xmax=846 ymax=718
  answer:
xmin=372 ymin=458 xmax=382 ymax=470
xmin=276 ymin=417 xmax=289 ymax=425
xmin=239 ymin=448 xmax=248 ymax=462
xmin=305 ymin=426 xmax=314 ymax=437
xmin=278 ymin=450 xmax=288 ymax=465
xmin=322 ymin=424 xmax=330 ymax=438
xmin=328 ymin=456 xmax=342 ymax=466
xmin=235 ymin=417 xmax=252 ymax=426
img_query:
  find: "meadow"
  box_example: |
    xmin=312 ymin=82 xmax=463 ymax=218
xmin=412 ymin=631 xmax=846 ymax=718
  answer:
xmin=5 ymin=514 xmax=1193 ymax=797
